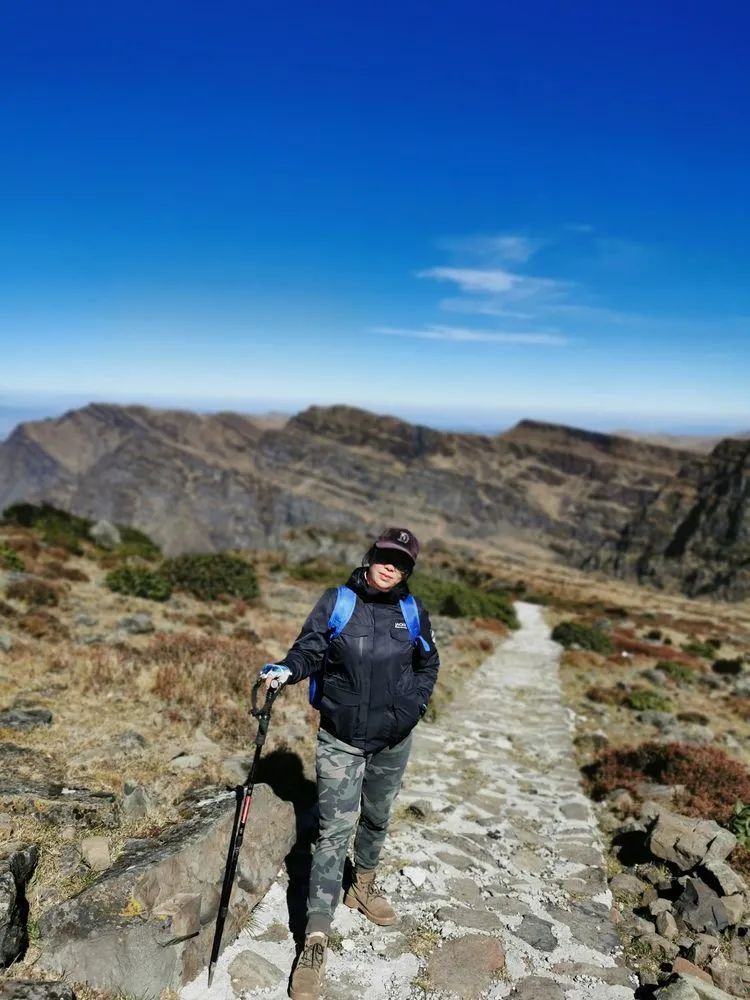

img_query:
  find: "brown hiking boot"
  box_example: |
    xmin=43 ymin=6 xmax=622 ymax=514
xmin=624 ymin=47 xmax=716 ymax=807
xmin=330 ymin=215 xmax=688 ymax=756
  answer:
xmin=343 ymin=867 xmax=396 ymax=926
xmin=289 ymin=932 xmax=327 ymax=1000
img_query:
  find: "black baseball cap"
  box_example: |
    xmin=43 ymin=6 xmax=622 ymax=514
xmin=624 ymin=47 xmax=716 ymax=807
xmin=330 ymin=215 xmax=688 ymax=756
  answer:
xmin=372 ymin=527 xmax=419 ymax=564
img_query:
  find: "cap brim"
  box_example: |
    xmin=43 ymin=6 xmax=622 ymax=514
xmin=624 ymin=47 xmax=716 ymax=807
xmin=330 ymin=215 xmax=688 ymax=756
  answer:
xmin=374 ymin=541 xmax=415 ymax=562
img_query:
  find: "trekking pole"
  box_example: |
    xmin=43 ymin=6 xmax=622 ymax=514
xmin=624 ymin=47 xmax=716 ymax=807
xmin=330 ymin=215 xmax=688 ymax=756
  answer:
xmin=207 ymin=677 xmax=282 ymax=987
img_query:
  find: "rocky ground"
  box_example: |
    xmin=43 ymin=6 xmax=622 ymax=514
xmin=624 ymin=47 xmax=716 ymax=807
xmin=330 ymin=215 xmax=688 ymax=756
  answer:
xmin=183 ymin=602 xmax=636 ymax=1000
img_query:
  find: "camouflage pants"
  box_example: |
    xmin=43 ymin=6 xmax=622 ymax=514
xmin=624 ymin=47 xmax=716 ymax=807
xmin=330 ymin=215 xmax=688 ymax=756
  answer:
xmin=306 ymin=729 xmax=413 ymax=934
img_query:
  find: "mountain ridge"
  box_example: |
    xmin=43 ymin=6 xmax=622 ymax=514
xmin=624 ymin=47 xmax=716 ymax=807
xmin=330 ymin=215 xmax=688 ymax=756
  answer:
xmin=0 ymin=403 xmax=747 ymax=598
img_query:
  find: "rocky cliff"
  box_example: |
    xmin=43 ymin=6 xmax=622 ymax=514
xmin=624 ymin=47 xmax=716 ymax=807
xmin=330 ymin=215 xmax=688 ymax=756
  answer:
xmin=587 ymin=437 xmax=750 ymax=600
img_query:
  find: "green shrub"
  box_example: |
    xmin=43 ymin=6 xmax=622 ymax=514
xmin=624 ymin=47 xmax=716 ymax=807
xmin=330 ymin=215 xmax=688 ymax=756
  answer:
xmin=681 ymin=640 xmax=716 ymax=660
xmin=113 ymin=525 xmax=161 ymax=562
xmin=163 ymin=553 xmax=259 ymax=601
xmin=626 ymin=689 xmax=673 ymax=713
xmin=2 ymin=502 xmax=92 ymax=554
xmin=730 ymin=802 xmax=750 ymax=849
xmin=410 ymin=574 xmax=518 ymax=629
xmin=106 ymin=566 xmax=172 ymax=602
xmin=655 ymin=660 xmax=696 ymax=685
xmin=0 ymin=542 xmax=24 ymax=572
xmin=644 ymin=628 xmax=663 ymax=641
xmin=551 ymin=620 xmax=614 ymax=654
xmin=287 ymin=558 xmax=351 ymax=588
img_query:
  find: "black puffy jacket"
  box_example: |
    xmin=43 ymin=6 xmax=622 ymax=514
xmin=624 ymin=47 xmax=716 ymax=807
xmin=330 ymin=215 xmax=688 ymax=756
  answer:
xmin=281 ymin=567 xmax=440 ymax=753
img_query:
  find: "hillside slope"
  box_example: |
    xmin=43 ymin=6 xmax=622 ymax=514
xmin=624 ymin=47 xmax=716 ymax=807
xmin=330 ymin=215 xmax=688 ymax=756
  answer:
xmin=0 ymin=404 xmax=690 ymax=557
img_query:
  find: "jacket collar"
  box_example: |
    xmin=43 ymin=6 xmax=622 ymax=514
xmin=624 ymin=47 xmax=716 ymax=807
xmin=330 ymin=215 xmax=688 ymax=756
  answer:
xmin=346 ymin=566 xmax=409 ymax=605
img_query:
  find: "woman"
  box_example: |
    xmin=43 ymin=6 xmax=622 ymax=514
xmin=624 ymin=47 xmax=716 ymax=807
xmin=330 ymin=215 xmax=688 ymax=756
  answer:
xmin=260 ymin=527 xmax=440 ymax=1000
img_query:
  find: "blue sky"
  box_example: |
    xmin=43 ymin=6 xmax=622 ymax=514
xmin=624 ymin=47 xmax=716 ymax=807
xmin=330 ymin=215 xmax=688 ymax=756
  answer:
xmin=1 ymin=1 xmax=748 ymax=435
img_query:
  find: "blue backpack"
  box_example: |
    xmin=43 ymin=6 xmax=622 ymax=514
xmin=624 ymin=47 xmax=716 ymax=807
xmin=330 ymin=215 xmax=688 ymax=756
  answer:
xmin=309 ymin=585 xmax=430 ymax=709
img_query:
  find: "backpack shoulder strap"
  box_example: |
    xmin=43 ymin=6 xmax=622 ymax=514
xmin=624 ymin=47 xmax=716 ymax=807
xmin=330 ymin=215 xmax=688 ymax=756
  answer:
xmin=309 ymin=586 xmax=357 ymax=709
xmin=328 ymin=585 xmax=357 ymax=638
xmin=399 ymin=595 xmax=430 ymax=652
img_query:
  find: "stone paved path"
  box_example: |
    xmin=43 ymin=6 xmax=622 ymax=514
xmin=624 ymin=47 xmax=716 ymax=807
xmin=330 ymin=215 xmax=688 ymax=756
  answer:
xmin=183 ymin=602 xmax=636 ymax=999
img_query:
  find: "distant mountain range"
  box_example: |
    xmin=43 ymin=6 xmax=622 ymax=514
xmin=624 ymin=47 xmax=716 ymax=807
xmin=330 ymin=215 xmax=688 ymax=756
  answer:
xmin=0 ymin=403 xmax=747 ymax=600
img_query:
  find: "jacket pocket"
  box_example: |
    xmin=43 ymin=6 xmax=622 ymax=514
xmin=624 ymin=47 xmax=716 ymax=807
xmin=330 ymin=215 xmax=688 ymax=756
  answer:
xmin=320 ymin=683 xmax=361 ymax=744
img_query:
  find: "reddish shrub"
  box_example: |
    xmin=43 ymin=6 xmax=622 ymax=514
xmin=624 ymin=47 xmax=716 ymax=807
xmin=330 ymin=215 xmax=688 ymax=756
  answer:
xmin=585 ymin=741 xmax=750 ymax=826
xmin=6 ymin=577 xmax=60 ymax=607
xmin=586 ymin=685 xmax=627 ymax=706
xmin=17 ymin=610 xmax=70 ymax=640
xmin=612 ymin=630 xmax=699 ymax=664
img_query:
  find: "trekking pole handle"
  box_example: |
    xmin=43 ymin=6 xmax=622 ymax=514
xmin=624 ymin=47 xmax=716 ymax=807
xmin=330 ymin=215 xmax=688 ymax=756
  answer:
xmin=250 ymin=678 xmax=281 ymax=746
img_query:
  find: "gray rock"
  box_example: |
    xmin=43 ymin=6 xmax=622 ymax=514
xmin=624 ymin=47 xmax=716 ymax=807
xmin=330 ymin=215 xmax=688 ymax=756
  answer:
xmin=648 ymin=812 xmax=737 ymax=871
xmin=0 ymin=984 xmax=76 ymax=1000
xmin=122 ymin=784 xmax=151 ymax=820
xmin=515 ymin=914 xmax=557 ymax=952
xmin=89 ymin=520 xmax=121 ymax=549
xmin=674 ymin=878 xmax=733 ymax=935
xmin=664 ymin=723 xmax=715 ymax=745
xmin=642 ymin=668 xmax=668 ymax=686
xmin=656 ymin=981 xmax=701 ymax=1000
xmin=509 ymin=976 xmax=565 ymax=999
xmin=37 ymin=784 xmax=295 ymax=993
xmin=228 ymin=949 xmax=285 ymax=991
xmin=0 ymin=778 xmax=118 ymax=829
xmin=407 ymin=799 xmax=433 ymax=819
xmin=222 ymin=754 xmax=253 ymax=785
xmin=722 ymin=893 xmax=745 ymax=925
xmin=0 ymin=635 xmax=12 ymax=653
xmin=550 ymin=962 xmax=634 ymax=987
xmin=656 ymin=910 xmax=679 ymax=939
xmin=80 ymin=837 xmax=110 ymax=872
xmin=707 ymin=956 xmax=748 ymax=996
xmin=436 ymin=905 xmax=502 ymax=931
xmin=638 ymin=932 xmax=680 ymax=961
xmin=168 ymin=754 xmax=204 ymax=772
xmin=688 ymin=934 xmax=722 ymax=965
xmin=638 ymin=710 xmax=676 ymax=729
xmin=117 ymin=613 xmax=154 ymax=635
xmin=0 ymin=708 xmax=52 ymax=730
xmin=426 ymin=933 xmax=505 ymax=1000
xmin=0 ymin=843 xmax=39 ymax=967
xmin=73 ymin=614 xmax=97 ymax=627
xmin=699 ymin=860 xmax=747 ymax=898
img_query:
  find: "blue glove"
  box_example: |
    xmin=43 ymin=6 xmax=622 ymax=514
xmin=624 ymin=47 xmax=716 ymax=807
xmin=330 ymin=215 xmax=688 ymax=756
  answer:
xmin=259 ymin=663 xmax=292 ymax=689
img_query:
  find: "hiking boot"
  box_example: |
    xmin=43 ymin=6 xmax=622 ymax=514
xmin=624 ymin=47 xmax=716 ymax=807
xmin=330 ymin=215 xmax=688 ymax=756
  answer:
xmin=343 ymin=866 xmax=396 ymax=925
xmin=289 ymin=932 xmax=327 ymax=1000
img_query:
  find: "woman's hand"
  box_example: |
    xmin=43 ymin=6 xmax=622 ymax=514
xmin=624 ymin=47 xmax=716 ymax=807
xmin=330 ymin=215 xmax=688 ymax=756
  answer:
xmin=259 ymin=663 xmax=292 ymax=691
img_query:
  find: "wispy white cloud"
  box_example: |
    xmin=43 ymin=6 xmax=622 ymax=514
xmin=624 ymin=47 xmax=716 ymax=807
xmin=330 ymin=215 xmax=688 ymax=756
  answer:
xmin=439 ymin=298 xmax=536 ymax=319
xmin=438 ymin=233 xmax=542 ymax=263
xmin=417 ymin=266 xmax=570 ymax=300
xmin=372 ymin=324 xmax=569 ymax=346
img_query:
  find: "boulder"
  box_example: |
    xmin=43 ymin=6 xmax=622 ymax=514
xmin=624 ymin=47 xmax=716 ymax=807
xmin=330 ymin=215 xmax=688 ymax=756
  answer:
xmin=674 ymin=878 xmax=733 ymax=935
xmin=0 ymin=635 xmax=12 ymax=653
xmin=116 ymin=614 xmax=154 ymax=635
xmin=0 ymin=843 xmax=39 ymax=967
xmin=89 ymin=520 xmax=121 ymax=549
xmin=37 ymin=783 xmax=295 ymax=993
xmin=648 ymin=812 xmax=737 ymax=871
xmin=0 ymin=708 xmax=52 ymax=730
xmin=0 ymin=985 xmax=76 ymax=1000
